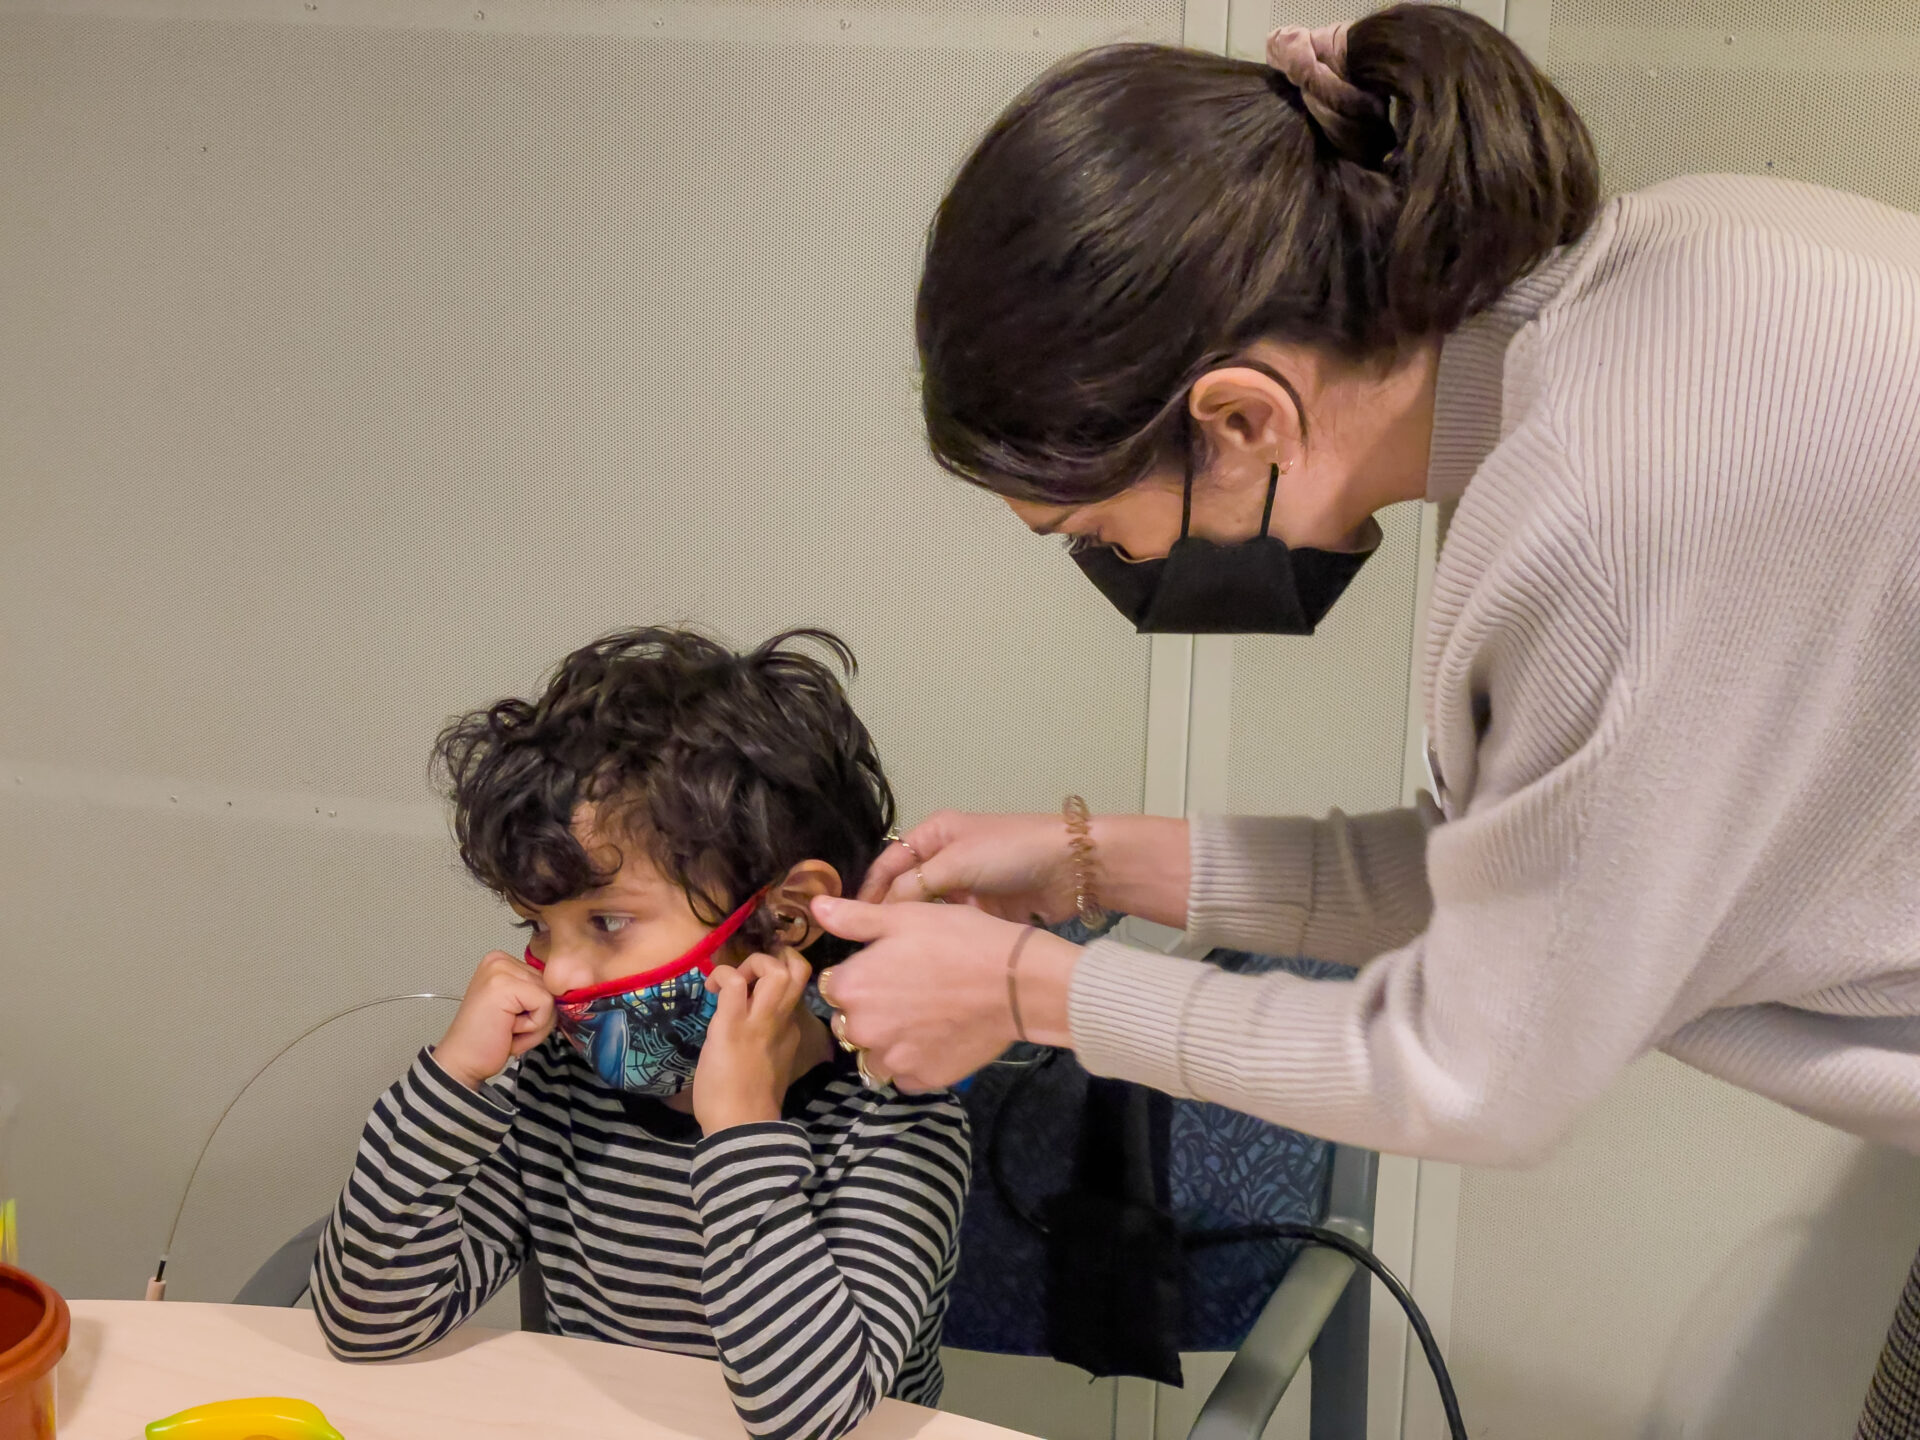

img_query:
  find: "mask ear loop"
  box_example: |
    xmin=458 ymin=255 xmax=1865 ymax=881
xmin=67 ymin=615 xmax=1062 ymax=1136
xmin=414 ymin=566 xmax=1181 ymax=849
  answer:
xmin=758 ymin=896 xmax=809 ymax=950
xmin=1260 ymin=462 xmax=1281 ymax=539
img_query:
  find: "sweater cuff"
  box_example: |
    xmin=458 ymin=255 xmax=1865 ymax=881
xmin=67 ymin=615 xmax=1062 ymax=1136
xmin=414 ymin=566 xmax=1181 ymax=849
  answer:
xmin=1187 ymin=805 xmax=1439 ymax=966
xmin=1070 ymin=940 xmax=1365 ymax=1133
xmin=1068 ymin=939 xmax=1215 ymax=1100
xmin=1187 ymin=813 xmax=1314 ymax=955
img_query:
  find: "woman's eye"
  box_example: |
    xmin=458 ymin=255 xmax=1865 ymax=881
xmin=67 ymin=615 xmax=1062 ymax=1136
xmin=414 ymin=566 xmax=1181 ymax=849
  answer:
xmin=511 ymin=918 xmax=544 ymax=934
xmin=1064 ymin=534 xmax=1138 ymax=562
xmin=593 ymin=915 xmax=632 ymax=935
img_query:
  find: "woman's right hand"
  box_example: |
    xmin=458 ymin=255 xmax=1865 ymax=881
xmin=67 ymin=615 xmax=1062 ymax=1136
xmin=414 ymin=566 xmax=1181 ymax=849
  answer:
xmin=859 ymin=811 xmax=1078 ymax=923
xmin=434 ymin=950 xmax=557 ymax=1090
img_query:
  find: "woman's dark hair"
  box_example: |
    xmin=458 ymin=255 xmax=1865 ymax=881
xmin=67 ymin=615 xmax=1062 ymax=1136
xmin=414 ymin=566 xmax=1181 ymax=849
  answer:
xmin=433 ymin=626 xmax=895 ymax=964
xmin=916 ymin=4 xmax=1599 ymax=504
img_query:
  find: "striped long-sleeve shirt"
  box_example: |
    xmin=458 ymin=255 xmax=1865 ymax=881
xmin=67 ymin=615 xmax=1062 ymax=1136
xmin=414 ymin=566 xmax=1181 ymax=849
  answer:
xmin=312 ymin=1038 xmax=970 ymax=1440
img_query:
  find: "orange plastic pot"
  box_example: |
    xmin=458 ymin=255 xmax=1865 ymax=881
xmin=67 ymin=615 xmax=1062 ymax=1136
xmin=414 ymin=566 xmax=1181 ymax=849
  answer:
xmin=0 ymin=1267 xmax=68 ymax=1440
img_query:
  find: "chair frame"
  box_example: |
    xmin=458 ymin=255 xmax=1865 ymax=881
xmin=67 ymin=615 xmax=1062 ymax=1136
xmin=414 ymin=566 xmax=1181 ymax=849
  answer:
xmin=1187 ymin=1144 xmax=1375 ymax=1440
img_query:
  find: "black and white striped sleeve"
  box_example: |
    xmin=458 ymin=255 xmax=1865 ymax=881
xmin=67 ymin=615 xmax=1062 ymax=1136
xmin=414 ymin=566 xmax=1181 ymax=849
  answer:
xmin=310 ymin=1048 xmax=526 ymax=1360
xmin=689 ymin=1094 xmax=970 ymax=1440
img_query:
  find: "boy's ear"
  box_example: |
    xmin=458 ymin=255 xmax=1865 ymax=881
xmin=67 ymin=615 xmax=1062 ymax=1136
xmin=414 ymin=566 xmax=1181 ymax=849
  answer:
xmin=769 ymin=860 xmax=843 ymax=951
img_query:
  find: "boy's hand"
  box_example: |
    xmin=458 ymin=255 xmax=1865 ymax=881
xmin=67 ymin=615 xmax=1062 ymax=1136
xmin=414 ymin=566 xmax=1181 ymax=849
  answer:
xmin=694 ymin=950 xmax=812 ymax=1136
xmin=434 ymin=950 xmax=556 ymax=1090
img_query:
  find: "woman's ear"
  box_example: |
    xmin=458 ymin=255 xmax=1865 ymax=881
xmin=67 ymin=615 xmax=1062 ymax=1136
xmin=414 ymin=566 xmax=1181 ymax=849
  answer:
xmin=1188 ymin=365 xmax=1304 ymax=474
xmin=768 ymin=860 xmax=843 ymax=951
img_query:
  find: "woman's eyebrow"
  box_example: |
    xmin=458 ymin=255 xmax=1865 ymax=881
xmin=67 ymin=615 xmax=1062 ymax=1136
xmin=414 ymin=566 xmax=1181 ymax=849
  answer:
xmin=1027 ymin=508 xmax=1077 ymax=536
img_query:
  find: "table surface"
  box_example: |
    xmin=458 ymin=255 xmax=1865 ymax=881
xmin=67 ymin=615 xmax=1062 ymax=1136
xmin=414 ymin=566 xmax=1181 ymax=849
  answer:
xmin=57 ymin=1301 xmax=1034 ymax=1440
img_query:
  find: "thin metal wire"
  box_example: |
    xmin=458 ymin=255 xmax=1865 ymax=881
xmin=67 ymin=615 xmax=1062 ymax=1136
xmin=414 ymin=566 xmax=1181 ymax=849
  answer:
xmin=152 ymin=992 xmax=458 ymax=1283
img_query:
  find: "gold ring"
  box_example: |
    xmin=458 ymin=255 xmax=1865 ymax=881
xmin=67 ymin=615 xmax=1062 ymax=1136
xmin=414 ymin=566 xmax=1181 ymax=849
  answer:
xmin=915 ymin=867 xmax=944 ymax=903
xmin=855 ymin=1049 xmax=889 ymax=1090
xmin=899 ymin=836 xmax=925 ymax=865
xmin=831 ymin=1009 xmax=858 ymax=1053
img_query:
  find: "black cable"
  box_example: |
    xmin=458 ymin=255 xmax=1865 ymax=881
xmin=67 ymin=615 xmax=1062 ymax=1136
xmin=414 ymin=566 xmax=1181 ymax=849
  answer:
xmin=981 ymin=1050 xmax=1468 ymax=1439
xmin=1185 ymin=1222 xmax=1468 ymax=1440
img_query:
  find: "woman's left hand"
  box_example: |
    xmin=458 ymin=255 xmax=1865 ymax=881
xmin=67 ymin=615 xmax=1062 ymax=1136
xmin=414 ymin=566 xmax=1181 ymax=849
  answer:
xmin=810 ymin=897 xmax=1082 ymax=1093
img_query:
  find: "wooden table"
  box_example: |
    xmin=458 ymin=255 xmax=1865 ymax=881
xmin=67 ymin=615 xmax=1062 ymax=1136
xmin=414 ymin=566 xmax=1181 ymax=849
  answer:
xmin=57 ymin=1302 xmax=1034 ymax=1440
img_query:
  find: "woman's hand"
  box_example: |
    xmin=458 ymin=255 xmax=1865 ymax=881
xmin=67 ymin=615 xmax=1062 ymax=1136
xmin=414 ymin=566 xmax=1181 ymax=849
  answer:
xmin=435 ymin=951 xmax=556 ymax=1090
xmin=858 ymin=811 xmax=1079 ymax=921
xmin=811 ymin=897 xmax=1083 ymax=1093
xmin=693 ymin=949 xmax=812 ymax=1135
xmin=859 ymin=810 xmax=1192 ymax=931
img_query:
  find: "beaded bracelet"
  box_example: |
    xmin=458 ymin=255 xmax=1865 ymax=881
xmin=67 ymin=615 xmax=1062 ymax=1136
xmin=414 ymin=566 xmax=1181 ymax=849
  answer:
xmin=1062 ymin=794 xmax=1109 ymax=928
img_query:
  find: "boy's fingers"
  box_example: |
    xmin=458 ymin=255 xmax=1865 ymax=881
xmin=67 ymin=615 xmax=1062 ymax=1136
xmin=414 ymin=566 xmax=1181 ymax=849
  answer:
xmin=709 ymin=969 xmax=749 ymax=1025
xmin=502 ymin=976 xmax=554 ymax=1015
xmin=735 ymin=951 xmax=784 ymax=984
xmin=749 ymin=955 xmax=804 ymax=1020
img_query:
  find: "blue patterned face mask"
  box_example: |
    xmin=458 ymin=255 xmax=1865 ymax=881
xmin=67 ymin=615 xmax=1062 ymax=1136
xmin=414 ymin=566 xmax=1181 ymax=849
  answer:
xmin=523 ymin=888 xmax=766 ymax=1095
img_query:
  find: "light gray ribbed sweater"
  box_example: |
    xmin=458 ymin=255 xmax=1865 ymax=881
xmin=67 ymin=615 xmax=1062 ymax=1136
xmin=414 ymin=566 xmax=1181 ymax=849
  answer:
xmin=1071 ymin=175 xmax=1920 ymax=1165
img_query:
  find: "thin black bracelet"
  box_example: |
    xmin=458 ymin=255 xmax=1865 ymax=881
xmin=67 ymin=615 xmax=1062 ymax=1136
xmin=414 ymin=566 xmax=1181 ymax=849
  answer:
xmin=1006 ymin=925 xmax=1038 ymax=1043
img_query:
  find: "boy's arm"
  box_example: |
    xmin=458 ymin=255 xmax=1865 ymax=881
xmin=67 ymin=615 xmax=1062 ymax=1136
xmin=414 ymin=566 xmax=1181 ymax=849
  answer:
xmin=310 ymin=1048 xmax=527 ymax=1360
xmin=690 ymin=1093 xmax=970 ymax=1440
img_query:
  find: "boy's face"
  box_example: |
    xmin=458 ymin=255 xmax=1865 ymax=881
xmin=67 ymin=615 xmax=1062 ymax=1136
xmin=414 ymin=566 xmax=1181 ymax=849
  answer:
xmin=511 ymin=808 xmax=731 ymax=997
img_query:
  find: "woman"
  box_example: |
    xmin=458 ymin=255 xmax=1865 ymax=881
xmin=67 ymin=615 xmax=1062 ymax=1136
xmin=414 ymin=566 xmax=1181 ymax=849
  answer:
xmin=810 ymin=3 xmax=1920 ymax=1424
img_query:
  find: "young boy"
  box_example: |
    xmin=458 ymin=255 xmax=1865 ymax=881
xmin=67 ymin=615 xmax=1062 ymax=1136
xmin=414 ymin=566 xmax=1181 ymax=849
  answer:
xmin=313 ymin=627 xmax=971 ymax=1440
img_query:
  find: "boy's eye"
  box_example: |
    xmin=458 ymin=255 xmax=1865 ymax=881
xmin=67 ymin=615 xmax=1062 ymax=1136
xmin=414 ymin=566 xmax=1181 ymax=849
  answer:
xmin=593 ymin=915 xmax=632 ymax=935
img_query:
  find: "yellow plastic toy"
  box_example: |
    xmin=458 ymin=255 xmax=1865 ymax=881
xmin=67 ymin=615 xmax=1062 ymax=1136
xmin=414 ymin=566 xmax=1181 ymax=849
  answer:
xmin=145 ymin=1396 xmax=344 ymax=1440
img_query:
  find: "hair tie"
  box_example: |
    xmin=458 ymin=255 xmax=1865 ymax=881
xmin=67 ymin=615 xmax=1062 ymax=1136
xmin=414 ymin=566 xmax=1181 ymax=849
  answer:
xmin=1266 ymin=21 xmax=1386 ymax=133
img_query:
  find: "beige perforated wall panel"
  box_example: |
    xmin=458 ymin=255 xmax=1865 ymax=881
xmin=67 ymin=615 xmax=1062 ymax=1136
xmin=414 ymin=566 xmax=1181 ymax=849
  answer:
xmin=1545 ymin=0 xmax=1920 ymax=211
xmin=1223 ymin=505 xmax=1422 ymax=824
xmin=1266 ymin=0 xmax=1441 ymax=36
xmin=0 ymin=0 xmax=1174 ymax=1321
xmin=1435 ymin=6 xmax=1920 ymax=1440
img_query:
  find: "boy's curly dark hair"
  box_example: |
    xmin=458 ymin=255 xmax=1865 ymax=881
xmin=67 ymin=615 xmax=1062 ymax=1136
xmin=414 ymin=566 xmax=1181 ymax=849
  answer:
xmin=432 ymin=626 xmax=895 ymax=964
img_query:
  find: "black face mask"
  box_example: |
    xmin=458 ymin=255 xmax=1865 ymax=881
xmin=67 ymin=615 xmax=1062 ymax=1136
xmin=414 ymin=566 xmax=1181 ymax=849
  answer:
xmin=1070 ymin=465 xmax=1374 ymax=635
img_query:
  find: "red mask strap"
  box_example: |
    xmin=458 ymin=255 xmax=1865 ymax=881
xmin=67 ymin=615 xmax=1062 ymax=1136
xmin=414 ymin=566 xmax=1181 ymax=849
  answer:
xmin=522 ymin=886 xmax=771 ymax=1004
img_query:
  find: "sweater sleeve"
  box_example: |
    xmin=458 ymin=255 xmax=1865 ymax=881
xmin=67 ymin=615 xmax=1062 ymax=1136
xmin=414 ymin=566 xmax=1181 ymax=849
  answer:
xmin=688 ymin=1094 xmax=969 ymax=1440
xmin=1185 ymin=800 xmax=1440 ymax=965
xmin=1071 ymin=750 xmax=1645 ymax=1165
xmin=311 ymin=1049 xmax=525 ymax=1358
